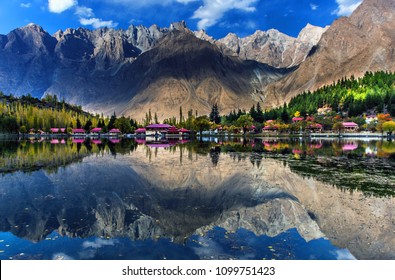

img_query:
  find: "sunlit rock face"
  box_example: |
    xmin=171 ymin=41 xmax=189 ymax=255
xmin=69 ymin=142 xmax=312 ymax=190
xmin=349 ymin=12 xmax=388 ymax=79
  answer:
xmin=216 ymin=24 xmax=328 ymax=68
xmin=266 ymin=0 xmax=395 ymax=108
xmin=0 ymin=143 xmax=394 ymax=259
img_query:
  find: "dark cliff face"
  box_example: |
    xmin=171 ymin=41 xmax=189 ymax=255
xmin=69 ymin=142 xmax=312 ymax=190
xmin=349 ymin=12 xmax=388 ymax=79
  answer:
xmin=0 ymin=24 xmax=57 ymax=97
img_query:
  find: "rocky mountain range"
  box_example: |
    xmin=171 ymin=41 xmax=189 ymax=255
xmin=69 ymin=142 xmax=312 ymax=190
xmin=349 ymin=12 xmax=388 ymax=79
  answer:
xmin=196 ymin=23 xmax=328 ymax=69
xmin=0 ymin=0 xmax=394 ymax=120
xmin=264 ymin=0 xmax=395 ymax=107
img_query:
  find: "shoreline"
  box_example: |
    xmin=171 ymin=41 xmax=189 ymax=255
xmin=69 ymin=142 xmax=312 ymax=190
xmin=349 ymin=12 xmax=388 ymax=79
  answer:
xmin=1 ymin=132 xmax=393 ymax=141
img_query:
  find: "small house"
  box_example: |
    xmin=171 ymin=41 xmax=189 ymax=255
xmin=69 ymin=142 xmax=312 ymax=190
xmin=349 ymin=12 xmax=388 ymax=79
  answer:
xmin=146 ymin=124 xmax=173 ymax=136
xmin=292 ymin=117 xmax=304 ymax=123
xmin=135 ymin=128 xmax=146 ymax=136
xmin=179 ymin=128 xmax=191 ymax=136
xmin=308 ymin=123 xmax=323 ymax=131
xmin=91 ymin=128 xmax=102 ymax=135
xmin=342 ymin=122 xmax=359 ymax=131
xmin=365 ymin=115 xmax=377 ymax=124
xmin=166 ymin=126 xmax=180 ymax=135
xmin=72 ymin=128 xmax=85 ymax=135
xmin=109 ymin=128 xmax=121 ymax=136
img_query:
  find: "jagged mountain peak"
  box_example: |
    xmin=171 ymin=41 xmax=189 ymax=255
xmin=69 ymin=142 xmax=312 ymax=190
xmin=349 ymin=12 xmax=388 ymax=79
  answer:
xmin=169 ymin=20 xmax=188 ymax=31
xmin=297 ymin=23 xmax=329 ymax=43
xmin=216 ymin=24 xmax=326 ymax=68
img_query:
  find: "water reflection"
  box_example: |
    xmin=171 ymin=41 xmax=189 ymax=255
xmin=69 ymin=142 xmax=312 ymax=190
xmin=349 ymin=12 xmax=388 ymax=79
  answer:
xmin=0 ymin=138 xmax=394 ymax=260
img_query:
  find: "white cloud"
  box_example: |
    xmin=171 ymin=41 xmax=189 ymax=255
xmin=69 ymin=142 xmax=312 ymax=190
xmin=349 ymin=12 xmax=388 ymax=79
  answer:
xmin=333 ymin=0 xmax=362 ymax=16
xmin=82 ymin=238 xmax=116 ymax=249
xmin=80 ymin=17 xmax=118 ymax=28
xmin=310 ymin=3 xmax=318 ymax=11
xmin=107 ymin=0 xmax=197 ymax=7
xmin=48 ymin=0 xmax=77 ymax=13
xmin=74 ymin=5 xmax=118 ymax=29
xmin=75 ymin=6 xmax=94 ymax=17
xmin=333 ymin=249 xmax=356 ymax=260
xmin=192 ymin=0 xmax=258 ymax=30
xmin=20 ymin=3 xmax=31 ymax=8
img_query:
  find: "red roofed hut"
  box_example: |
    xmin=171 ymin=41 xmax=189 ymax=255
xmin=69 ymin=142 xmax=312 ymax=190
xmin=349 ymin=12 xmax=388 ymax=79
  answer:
xmin=146 ymin=124 xmax=173 ymax=136
xmin=109 ymin=128 xmax=121 ymax=136
xmin=72 ymin=128 xmax=85 ymax=135
xmin=308 ymin=123 xmax=323 ymax=132
xmin=91 ymin=127 xmax=102 ymax=134
xmin=135 ymin=128 xmax=146 ymax=136
xmin=342 ymin=122 xmax=359 ymax=131
xmin=292 ymin=117 xmax=304 ymax=123
xmin=166 ymin=126 xmax=180 ymax=135
xmin=179 ymin=128 xmax=190 ymax=136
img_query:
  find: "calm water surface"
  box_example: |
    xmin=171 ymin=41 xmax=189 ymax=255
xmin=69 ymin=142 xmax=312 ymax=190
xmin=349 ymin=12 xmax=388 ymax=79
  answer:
xmin=0 ymin=137 xmax=394 ymax=260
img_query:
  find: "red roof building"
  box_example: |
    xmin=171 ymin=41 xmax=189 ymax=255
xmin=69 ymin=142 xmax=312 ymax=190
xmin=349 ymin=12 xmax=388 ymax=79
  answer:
xmin=308 ymin=123 xmax=323 ymax=131
xmin=146 ymin=124 xmax=173 ymax=129
xmin=109 ymin=128 xmax=121 ymax=134
xmin=135 ymin=128 xmax=146 ymax=134
xmin=179 ymin=128 xmax=190 ymax=134
xmin=342 ymin=122 xmax=359 ymax=130
xmin=167 ymin=127 xmax=180 ymax=134
xmin=146 ymin=124 xmax=173 ymax=136
xmin=72 ymin=128 xmax=85 ymax=134
xmin=292 ymin=117 xmax=304 ymax=122
xmin=91 ymin=128 xmax=102 ymax=133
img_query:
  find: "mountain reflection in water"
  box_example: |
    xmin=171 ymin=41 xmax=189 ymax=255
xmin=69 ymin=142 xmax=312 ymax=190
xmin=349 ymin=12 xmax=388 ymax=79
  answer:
xmin=0 ymin=138 xmax=394 ymax=260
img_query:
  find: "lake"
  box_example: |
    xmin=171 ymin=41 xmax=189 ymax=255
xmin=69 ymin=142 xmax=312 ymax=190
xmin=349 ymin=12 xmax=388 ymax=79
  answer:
xmin=0 ymin=137 xmax=394 ymax=260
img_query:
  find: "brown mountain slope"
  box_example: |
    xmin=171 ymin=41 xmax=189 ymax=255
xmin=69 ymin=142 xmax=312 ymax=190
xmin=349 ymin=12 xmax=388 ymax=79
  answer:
xmin=264 ymin=0 xmax=395 ymax=108
xmin=116 ymin=30 xmax=290 ymax=121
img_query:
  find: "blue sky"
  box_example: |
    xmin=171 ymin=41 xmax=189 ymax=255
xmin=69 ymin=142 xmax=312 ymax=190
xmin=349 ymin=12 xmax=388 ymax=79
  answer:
xmin=0 ymin=0 xmax=362 ymax=38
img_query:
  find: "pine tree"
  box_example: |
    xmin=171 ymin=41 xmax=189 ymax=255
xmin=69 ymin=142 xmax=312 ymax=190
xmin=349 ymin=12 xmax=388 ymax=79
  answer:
xmin=209 ymin=103 xmax=221 ymax=124
xmin=108 ymin=112 xmax=117 ymax=130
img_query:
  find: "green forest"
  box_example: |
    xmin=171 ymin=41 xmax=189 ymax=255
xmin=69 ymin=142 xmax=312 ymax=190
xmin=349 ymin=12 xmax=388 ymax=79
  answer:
xmin=218 ymin=71 xmax=395 ymax=133
xmin=1 ymin=71 xmax=395 ymax=134
xmin=262 ymin=71 xmax=395 ymax=121
xmin=0 ymin=93 xmax=139 ymax=134
xmin=0 ymin=93 xmax=97 ymax=133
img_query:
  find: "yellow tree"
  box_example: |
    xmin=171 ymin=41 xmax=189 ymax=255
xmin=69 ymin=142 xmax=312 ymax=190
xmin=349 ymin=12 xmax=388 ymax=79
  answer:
xmin=383 ymin=121 xmax=395 ymax=137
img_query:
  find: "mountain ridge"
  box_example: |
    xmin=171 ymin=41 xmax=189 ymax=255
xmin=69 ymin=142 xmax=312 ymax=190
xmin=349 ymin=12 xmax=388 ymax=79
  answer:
xmin=0 ymin=20 xmax=314 ymax=120
xmin=1 ymin=0 xmax=393 ymax=120
xmin=264 ymin=0 xmax=395 ymax=108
